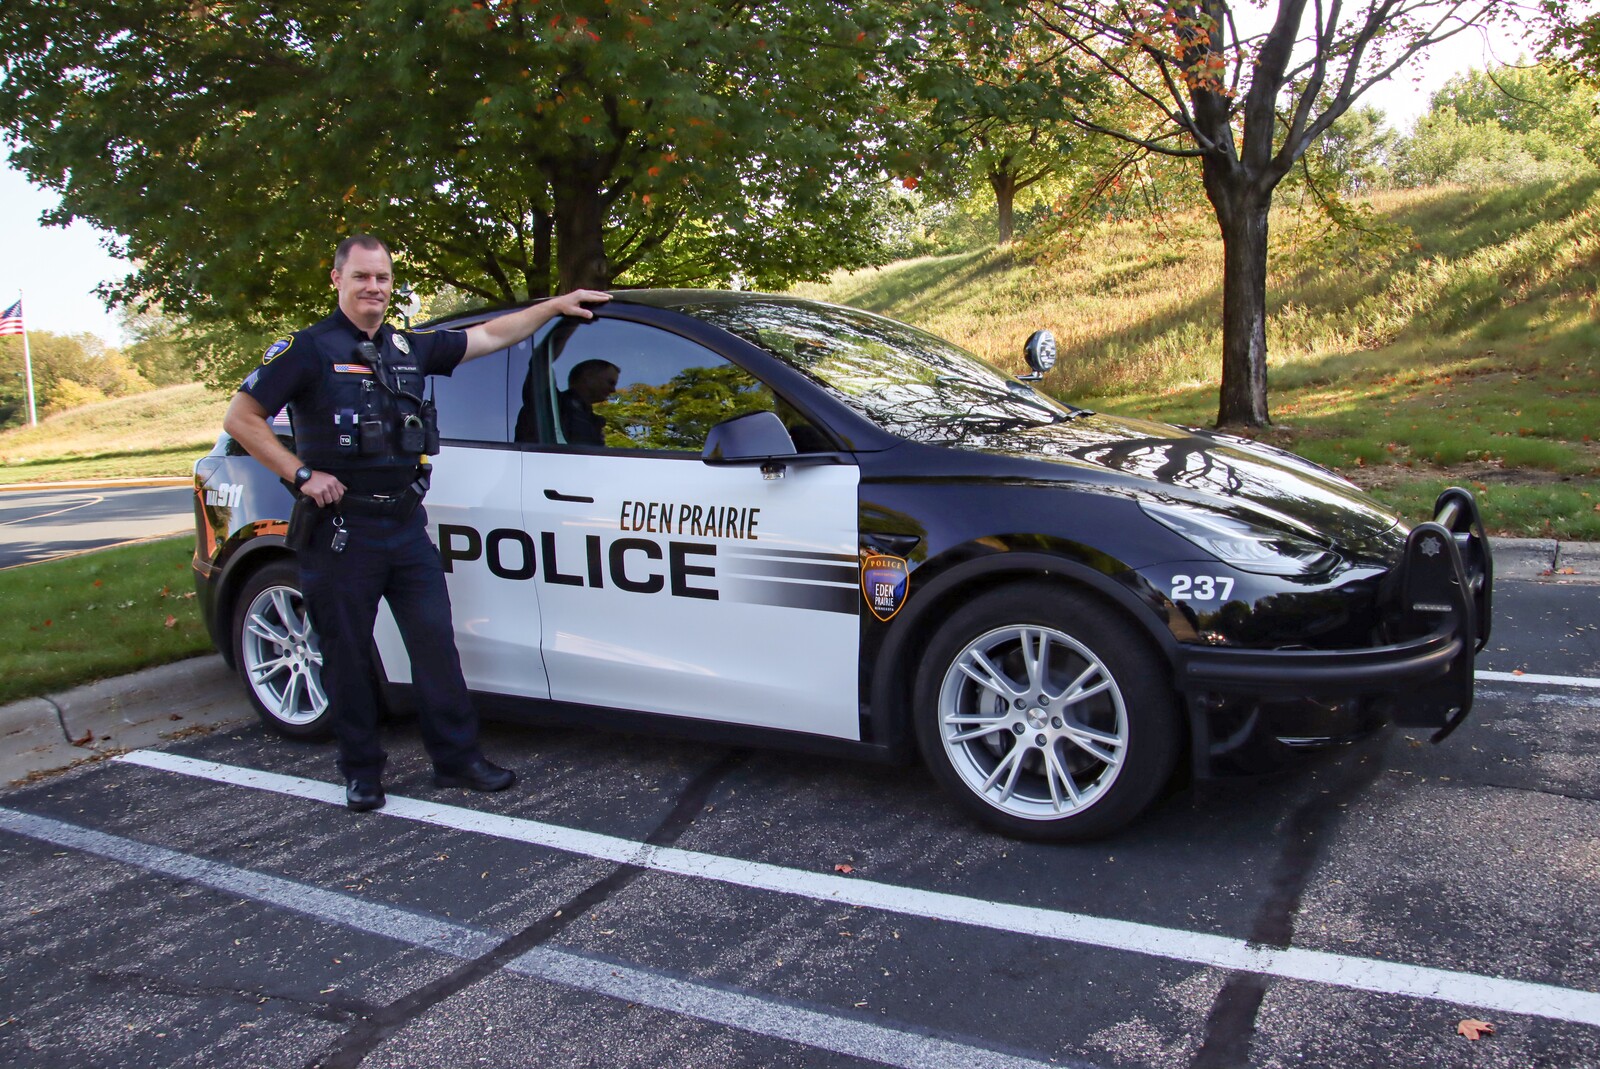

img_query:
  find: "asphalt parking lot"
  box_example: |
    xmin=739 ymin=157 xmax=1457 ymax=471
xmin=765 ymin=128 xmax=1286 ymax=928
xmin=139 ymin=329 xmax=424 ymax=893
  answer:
xmin=1 ymin=577 xmax=1597 ymax=1068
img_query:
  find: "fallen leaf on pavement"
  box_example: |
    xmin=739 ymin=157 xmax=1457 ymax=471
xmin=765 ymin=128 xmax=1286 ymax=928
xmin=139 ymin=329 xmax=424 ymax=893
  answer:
xmin=834 ymin=864 xmax=854 ymax=874
xmin=1457 ymin=1019 xmax=1495 ymax=1040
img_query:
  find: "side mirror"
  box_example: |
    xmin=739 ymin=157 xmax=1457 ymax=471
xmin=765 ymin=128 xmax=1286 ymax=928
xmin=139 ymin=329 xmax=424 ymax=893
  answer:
xmin=702 ymin=411 xmax=798 ymax=477
xmin=1020 ymin=329 xmax=1057 ymax=381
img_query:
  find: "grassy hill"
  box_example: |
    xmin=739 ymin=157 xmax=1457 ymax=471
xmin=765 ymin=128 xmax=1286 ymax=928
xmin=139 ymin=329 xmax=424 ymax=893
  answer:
xmin=0 ymin=382 xmax=229 ymax=485
xmin=4 ymin=180 xmax=1597 ymax=536
xmin=796 ymin=179 xmax=1600 ymax=539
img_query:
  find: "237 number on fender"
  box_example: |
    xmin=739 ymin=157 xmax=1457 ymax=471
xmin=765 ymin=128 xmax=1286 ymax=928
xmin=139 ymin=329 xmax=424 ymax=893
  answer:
xmin=1169 ymin=575 xmax=1234 ymax=602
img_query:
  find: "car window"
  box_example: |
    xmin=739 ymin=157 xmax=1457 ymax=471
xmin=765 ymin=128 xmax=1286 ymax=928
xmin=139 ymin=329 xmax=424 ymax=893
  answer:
xmin=679 ymin=298 xmax=1073 ymax=444
xmin=517 ymin=319 xmax=812 ymax=454
xmin=428 ymin=343 xmax=516 ymax=444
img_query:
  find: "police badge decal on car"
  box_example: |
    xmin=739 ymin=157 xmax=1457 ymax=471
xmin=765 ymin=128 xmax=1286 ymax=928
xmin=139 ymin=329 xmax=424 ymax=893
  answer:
xmin=862 ymin=554 xmax=908 ymax=622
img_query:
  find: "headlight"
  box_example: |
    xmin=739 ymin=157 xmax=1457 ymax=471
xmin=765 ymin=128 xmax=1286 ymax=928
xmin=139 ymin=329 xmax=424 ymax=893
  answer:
xmin=1140 ymin=501 xmax=1338 ymax=576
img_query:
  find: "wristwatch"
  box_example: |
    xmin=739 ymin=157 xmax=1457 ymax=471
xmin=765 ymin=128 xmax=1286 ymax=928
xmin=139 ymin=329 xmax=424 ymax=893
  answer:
xmin=293 ymin=465 xmax=314 ymax=490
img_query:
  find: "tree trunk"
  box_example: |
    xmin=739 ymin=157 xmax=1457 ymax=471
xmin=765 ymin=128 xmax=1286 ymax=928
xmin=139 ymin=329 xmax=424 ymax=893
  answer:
xmin=551 ymin=177 xmax=614 ymax=292
xmin=989 ymin=168 xmax=1018 ymax=245
xmin=1203 ymin=161 xmax=1271 ymax=429
xmin=530 ymin=208 xmax=553 ymax=299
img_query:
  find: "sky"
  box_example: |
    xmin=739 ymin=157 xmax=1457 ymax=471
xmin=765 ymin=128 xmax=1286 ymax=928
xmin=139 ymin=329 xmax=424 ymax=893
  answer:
xmin=0 ymin=14 xmax=1533 ymax=348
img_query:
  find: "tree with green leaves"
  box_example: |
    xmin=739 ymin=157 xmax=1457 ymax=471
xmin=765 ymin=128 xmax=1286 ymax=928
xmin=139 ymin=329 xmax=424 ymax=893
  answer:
xmin=1032 ymin=0 xmax=1519 ymax=428
xmin=0 ymin=1 xmax=1021 ymax=384
xmin=889 ymin=17 xmax=1104 ymax=246
xmin=913 ymin=36 xmax=1081 ymax=244
xmin=119 ymin=305 xmax=198 ymax=387
xmin=0 ymin=331 xmax=148 ymax=426
xmin=605 ymin=364 xmax=771 ymax=450
xmin=1301 ymin=106 xmax=1397 ymax=194
xmin=1393 ymin=60 xmax=1600 ymax=184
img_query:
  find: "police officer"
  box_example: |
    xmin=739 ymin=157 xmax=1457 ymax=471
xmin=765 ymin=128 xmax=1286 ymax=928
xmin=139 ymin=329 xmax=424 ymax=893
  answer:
xmin=223 ymin=234 xmax=609 ymax=811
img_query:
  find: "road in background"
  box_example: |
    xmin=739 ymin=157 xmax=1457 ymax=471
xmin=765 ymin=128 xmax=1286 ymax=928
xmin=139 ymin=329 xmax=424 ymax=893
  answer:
xmin=0 ymin=483 xmax=192 ymax=569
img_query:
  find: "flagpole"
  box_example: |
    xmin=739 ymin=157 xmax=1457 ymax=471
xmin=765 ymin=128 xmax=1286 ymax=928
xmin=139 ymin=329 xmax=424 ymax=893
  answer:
xmin=20 ymin=292 xmax=37 ymax=426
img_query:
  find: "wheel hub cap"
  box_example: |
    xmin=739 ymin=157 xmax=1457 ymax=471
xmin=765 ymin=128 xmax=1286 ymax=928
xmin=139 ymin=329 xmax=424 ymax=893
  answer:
xmin=938 ymin=624 xmax=1129 ymax=820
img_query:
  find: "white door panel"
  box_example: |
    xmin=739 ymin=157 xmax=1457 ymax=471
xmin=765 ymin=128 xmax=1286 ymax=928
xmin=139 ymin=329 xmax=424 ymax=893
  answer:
xmin=525 ymin=453 xmax=861 ymax=738
xmin=372 ymin=601 xmax=407 ymax=682
xmin=373 ymin=444 xmax=550 ymax=698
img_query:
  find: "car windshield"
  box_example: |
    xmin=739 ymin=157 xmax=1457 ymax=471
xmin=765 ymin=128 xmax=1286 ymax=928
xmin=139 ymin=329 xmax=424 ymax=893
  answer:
xmin=677 ymin=298 xmax=1073 ymax=444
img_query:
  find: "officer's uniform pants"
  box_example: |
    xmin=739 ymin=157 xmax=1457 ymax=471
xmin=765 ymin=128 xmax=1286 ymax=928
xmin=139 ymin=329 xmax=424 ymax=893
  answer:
xmin=298 ymin=507 xmax=481 ymax=781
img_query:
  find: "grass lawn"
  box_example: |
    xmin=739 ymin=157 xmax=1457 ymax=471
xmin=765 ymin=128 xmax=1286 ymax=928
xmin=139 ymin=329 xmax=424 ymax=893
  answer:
xmin=0 ymin=444 xmax=210 ymax=485
xmin=800 ymin=180 xmax=1600 ymax=539
xmin=0 ymin=536 xmax=214 ymax=705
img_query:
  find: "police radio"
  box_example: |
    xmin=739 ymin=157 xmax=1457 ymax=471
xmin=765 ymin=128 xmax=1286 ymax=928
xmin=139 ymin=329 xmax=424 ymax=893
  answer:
xmin=421 ymin=396 xmax=440 ymax=454
xmin=354 ymin=338 xmax=439 ymax=457
xmin=356 ymin=340 xmax=385 ymax=377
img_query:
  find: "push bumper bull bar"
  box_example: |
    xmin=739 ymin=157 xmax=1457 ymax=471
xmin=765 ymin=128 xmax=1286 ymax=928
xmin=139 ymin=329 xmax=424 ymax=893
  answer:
xmin=1178 ymin=488 xmax=1493 ymax=761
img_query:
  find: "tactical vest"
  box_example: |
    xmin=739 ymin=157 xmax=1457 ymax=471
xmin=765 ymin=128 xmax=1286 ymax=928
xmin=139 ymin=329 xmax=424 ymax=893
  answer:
xmin=291 ymin=330 xmax=437 ymax=492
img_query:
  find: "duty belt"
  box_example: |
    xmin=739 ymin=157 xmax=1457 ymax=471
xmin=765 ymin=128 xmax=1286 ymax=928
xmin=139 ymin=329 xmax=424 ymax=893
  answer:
xmin=337 ymin=487 xmax=421 ymax=518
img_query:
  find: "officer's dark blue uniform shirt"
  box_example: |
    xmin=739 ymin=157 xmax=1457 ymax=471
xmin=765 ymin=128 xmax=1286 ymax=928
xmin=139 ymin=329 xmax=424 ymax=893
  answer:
xmin=240 ymin=308 xmax=468 ymax=492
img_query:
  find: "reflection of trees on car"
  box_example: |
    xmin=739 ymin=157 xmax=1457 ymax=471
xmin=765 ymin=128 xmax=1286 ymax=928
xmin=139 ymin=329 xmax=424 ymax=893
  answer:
xmin=688 ymin=299 xmax=1074 ymax=445
xmin=1069 ymin=437 xmax=1245 ymax=497
xmin=604 ymin=364 xmax=772 ymax=451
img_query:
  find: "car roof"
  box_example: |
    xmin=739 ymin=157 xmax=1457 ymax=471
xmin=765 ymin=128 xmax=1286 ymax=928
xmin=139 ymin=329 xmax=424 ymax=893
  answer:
xmin=416 ymin=289 xmax=827 ymax=331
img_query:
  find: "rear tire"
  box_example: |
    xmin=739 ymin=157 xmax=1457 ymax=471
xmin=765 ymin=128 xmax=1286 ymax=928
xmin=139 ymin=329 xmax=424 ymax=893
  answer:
xmin=231 ymin=559 xmax=332 ymax=740
xmin=913 ymin=583 xmax=1181 ymax=841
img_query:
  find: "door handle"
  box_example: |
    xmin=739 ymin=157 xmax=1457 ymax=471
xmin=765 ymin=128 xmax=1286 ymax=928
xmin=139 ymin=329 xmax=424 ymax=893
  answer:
xmin=544 ymin=489 xmax=594 ymax=503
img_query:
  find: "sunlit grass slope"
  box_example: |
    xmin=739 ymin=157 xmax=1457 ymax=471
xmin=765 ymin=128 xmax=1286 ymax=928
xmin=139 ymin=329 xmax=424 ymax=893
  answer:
xmin=796 ymin=180 xmax=1600 ymax=539
xmin=0 ymin=383 xmax=227 ymax=484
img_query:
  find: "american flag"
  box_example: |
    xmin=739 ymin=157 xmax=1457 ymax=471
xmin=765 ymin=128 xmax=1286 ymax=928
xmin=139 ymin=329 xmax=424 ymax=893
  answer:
xmin=0 ymin=300 xmax=22 ymax=337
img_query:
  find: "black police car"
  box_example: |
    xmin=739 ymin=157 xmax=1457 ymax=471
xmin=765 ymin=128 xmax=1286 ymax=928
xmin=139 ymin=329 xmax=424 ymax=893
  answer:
xmin=192 ymin=291 xmax=1492 ymax=840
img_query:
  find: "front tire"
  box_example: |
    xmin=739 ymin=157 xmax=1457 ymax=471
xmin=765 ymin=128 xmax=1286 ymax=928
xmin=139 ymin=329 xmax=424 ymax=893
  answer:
xmin=913 ymin=583 xmax=1181 ymax=841
xmin=231 ymin=559 xmax=332 ymax=740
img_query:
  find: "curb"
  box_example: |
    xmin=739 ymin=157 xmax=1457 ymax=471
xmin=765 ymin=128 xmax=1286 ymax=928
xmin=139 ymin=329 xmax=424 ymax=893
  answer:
xmin=0 ymin=655 xmax=253 ymax=787
xmin=0 ymin=477 xmax=192 ymax=492
xmin=1493 ymin=538 xmax=1600 ymax=584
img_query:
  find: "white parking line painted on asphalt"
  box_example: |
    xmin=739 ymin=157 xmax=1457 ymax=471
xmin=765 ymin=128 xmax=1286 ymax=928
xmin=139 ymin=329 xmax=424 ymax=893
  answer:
xmin=1479 ymin=670 xmax=1600 ymax=689
xmin=0 ymin=805 xmax=1082 ymax=1069
xmin=117 ymin=749 xmax=1600 ymax=1029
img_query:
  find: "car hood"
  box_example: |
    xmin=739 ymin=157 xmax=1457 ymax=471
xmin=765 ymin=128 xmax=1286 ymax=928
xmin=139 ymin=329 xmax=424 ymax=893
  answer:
xmin=960 ymin=411 xmax=1404 ymax=559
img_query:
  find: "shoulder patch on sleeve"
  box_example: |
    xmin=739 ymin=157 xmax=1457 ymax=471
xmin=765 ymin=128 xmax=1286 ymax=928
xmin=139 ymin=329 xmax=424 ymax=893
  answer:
xmin=262 ymin=337 xmax=294 ymax=364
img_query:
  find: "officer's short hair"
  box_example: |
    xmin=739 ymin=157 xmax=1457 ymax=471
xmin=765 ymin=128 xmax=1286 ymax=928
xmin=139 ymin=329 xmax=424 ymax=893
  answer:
xmin=334 ymin=234 xmax=393 ymax=271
